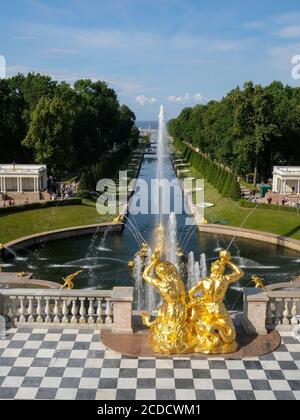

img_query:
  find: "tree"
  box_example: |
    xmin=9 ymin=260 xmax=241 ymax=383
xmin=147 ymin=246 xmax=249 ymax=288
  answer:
xmin=23 ymin=96 xmax=74 ymax=175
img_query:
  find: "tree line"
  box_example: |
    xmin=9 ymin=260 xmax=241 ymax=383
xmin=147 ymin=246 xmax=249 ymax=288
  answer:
xmin=174 ymin=138 xmax=241 ymax=200
xmin=168 ymin=81 xmax=300 ymax=185
xmin=0 ymin=73 xmax=139 ymax=176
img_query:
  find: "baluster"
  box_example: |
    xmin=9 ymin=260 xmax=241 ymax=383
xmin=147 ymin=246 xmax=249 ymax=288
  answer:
xmin=19 ymin=297 xmax=26 ymax=322
xmin=8 ymin=297 xmax=17 ymax=325
xmin=88 ymin=298 xmax=95 ymax=324
xmin=105 ymin=299 xmax=112 ymax=324
xmin=291 ymin=299 xmax=299 ymax=325
xmin=27 ymin=297 xmax=35 ymax=322
xmin=275 ymin=298 xmax=283 ymax=325
xmin=79 ymin=298 xmax=86 ymax=324
xmin=62 ymin=298 xmax=69 ymax=323
xmin=282 ymin=299 xmax=291 ymax=325
xmin=36 ymin=297 xmax=43 ymax=323
xmin=96 ymin=298 xmax=104 ymax=324
xmin=268 ymin=300 xmax=276 ymax=327
xmin=53 ymin=299 xmax=61 ymax=323
xmin=71 ymin=299 xmax=78 ymax=324
xmin=44 ymin=298 xmax=51 ymax=323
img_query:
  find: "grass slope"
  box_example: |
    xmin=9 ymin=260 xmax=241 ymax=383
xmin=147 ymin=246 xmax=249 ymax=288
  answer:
xmin=0 ymin=200 xmax=116 ymax=243
xmin=188 ymin=167 xmax=300 ymax=240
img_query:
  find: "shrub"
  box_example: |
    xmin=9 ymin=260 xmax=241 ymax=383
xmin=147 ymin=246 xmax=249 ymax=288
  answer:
xmin=239 ymin=199 xmax=300 ymax=213
xmin=0 ymin=198 xmax=82 ymax=216
xmin=228 ymin=176 xmax=241 ymax=200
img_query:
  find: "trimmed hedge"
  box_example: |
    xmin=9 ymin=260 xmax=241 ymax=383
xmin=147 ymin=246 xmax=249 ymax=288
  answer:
xmin=239 ymin=199 xmax=300 ymax=213
xmin=0 ymin=198 xmax=83 ymax=216
xmin=173 ymin=138 xmax=241 ymax=201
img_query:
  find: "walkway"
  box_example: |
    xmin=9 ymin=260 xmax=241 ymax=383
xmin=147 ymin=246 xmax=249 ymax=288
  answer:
xmin=0 ymin=327 xmax=299 ymax=400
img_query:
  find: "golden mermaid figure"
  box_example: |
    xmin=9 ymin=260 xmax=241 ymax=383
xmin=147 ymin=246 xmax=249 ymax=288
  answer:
xmin=187 ymin=250 xmax=244 ymax=354
xmin=141 ymin=244 xmax=195 ymax=355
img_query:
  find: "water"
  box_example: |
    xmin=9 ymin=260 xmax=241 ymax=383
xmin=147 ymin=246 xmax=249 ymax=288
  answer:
xmin=166 ymin=212 xmax=179 ymax=268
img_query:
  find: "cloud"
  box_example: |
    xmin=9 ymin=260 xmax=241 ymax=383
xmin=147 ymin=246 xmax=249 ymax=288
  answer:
xmin=135 ymin=95 xmax=157 ymax=106
xmin=243 ymin=20 xmax=265 ymax=30
xmin=41 ymin=48 xmax=79 ymax=55
xmin=166 ymin=93 xmax=206 ymax=105
xmin=6 ymin=64 xmax=144 ymax=96
xmin=277 ymin=25 xmax=300 ymax=39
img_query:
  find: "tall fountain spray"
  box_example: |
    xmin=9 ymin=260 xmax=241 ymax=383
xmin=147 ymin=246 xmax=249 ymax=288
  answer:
xmin=133 ymin=254 xmax=143 ymax=311
xmin=187 ymin=251 xmax=196 ymax=290
xmin=200 ymin=253 xmax=207 ymax=278
xmin=157 ymin=105 xmax=167 ymax=182
xmin=166 ymin=211 xmax=179 ymax=268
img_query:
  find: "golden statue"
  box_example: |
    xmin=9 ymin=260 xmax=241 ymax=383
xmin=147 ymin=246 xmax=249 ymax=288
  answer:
xmin=251 ymin=275 xmax=266 ymax=290
xmin=113 ymin=214 xmax=123 ymax=224
xmin=141 ymin=248 xmax=195 ymax=354
xmin=188 ymin=250 xmax=244 ymax=354
xmin=141 ymin=246 xmax=244 ymax=355
xmin=60 ymin=270 xmax=84 ymax=290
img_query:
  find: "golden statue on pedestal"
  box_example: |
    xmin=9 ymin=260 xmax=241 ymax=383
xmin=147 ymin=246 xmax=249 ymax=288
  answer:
xmin=187 ymin=250 xmax=244 ymax=354
xmin=60 ymin=270 xmax=84 ymax=290
xmin=141 ymin=242 xmax=244 ymax=355
xmin=141 ymin=247 xmax=195 ymax=354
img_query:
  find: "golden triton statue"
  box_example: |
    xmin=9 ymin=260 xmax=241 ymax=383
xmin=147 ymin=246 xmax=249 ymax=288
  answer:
xmin=60 ymin=270 xmax=84 ymax=290
xmin=141 ymin=245 xmax=195 ymax=354
xmin=141 ymin=245 xmax=244 ymax=355
xmin=187 ymin=250 xmax=244 ymax=354
xmin=113 ymin=214 xmax=123 ymax=224
xmin=251 ymin=275 xmax=266 ymax=290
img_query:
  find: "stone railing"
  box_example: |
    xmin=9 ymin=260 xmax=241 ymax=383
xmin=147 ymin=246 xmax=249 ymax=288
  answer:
xmin=243 ymin=280 xmax=300 ymax=335
xmin=0 ymin=287 xmax=133 ymax=333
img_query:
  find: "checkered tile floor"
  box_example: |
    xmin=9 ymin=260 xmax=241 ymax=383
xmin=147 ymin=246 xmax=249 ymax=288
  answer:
xmin=0 ymin=328 xmax=299 ymax=400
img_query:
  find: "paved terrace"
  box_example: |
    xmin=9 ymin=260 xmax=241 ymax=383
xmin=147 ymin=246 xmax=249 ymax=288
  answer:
xmin=0 ymin=327 xmax=299 ymax=400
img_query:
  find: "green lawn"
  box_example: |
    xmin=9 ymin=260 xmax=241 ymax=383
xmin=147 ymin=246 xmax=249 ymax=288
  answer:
xmin=187 ymin=167 xmax=300 ymax=240
xmin=0 ymin=150 xmax=143 ymax=244
xmin=1 ymin=200 xmax=116 ymax=244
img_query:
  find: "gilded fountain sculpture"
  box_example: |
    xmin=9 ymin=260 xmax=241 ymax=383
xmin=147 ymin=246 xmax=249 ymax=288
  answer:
xmin=140 ymin=226 xmax=245 ymax=355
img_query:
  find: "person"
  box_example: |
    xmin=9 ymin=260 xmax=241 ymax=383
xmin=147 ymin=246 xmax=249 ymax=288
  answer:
xmin=24 ymin=197 xmax=29 ymax=205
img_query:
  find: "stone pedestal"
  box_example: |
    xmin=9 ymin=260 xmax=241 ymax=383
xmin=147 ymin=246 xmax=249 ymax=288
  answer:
xmin=242 ymin=288 xmax=269 ymax=335
xmin=111 ymin=287 xmax=133 ymax=334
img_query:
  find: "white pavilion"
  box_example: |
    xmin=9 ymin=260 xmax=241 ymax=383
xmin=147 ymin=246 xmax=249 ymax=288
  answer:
xmin=0 ymin=164 xmax=48 ymax=201
xmin=273 ymin=166 xmax=300 ymax=195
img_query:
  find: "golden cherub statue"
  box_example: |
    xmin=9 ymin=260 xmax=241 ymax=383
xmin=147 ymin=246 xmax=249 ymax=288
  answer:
xmin=60 ymin=270 xmax=84 ymax=290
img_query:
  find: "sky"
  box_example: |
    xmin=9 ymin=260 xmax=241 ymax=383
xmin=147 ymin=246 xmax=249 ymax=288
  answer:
xmin=1 ymin=0 xmax=300 ymax=120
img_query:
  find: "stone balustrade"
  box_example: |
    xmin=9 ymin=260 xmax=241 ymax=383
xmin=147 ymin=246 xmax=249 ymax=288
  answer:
xmin=243 ymin=281 xmax=300 ymax=335
xmin=0 ymin=287 xmax=133 ymax=333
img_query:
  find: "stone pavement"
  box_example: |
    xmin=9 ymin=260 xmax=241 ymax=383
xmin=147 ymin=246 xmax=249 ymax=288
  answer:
xmin=0 ymin=327 xmax=299 ymax=400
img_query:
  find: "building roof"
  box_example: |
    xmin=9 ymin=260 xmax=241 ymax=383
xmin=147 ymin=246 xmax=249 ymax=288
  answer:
xmin=273 ymin=166 xmax=300 ymax=176
xmin=0 ymin=164 xmax=47 ymax=175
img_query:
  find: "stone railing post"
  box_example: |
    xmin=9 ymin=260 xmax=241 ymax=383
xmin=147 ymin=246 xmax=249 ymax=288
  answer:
xmin=111 ymin=287 xmax=133 ymax=334
xmin=242 ymin=288 xmax=269 ymax=335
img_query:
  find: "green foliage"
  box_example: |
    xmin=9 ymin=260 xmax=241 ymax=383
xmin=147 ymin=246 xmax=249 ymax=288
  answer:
xmin=221 ymin=173 xmax=232 ymax=197
xmin=0 ymin=198 xmax=82 ymax=216
xmin=228 ymin=177 xmax=241 ymax=200
xmin=168 ymin=80 xmax=300 ymax=183
xmin=23 ymin=96 xmax=74 ymax=175
xmin=239 ymin=199 xmax=300 ymax=213
xmin=1 ymin=73 xmax=138 ymax=177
